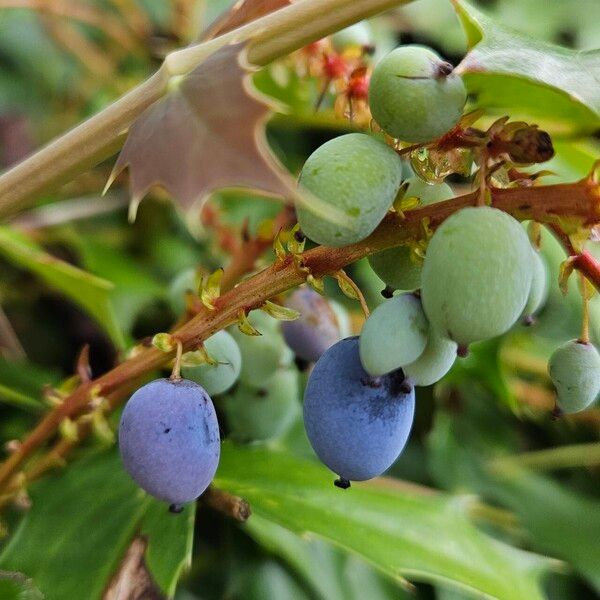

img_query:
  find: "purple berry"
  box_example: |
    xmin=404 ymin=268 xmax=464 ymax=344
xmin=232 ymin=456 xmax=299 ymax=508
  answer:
xmin=281 ymin=288 xmax=342 ymax=363
xmin=303 ymin=337 xmax=415 ymax=483
xmin=119 ymin=378 xmax=220 ymax=507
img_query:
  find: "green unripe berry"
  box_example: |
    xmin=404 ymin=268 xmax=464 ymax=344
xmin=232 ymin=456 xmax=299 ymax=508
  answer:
xmin=182 ymin=330 xmax=241 ymax=396
xmin=168 ymin=268 xmax=198 ymax=315
xmin=368 ymin=177 xmax=453 ymax=290
xmin=297 ymin=133 xmax=403 ymax=247
xmin=230 ymin=311 xmax=286 ymax=387
xmin=522 ymin=248 xmax=549 ymax=322
xmin=403 ymin=330 xmax=457 ymax=386
xmin=223 ymin=367 xmax=300 ymax=442
xmin=421 ymin=207 xmax=533 ymax=347
xmin=359 ymin=293 xmax=428 ymax=376
xmin=548 ymin=339 xmax=600 ymax=413
xmin=369 ymin=45 xmax=467 ymax=142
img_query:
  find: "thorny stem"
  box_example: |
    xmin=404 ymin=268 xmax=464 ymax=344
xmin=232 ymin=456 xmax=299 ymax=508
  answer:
xmin=0 ymin=180 xmax=599 ymax=496
xmin=0 ymin=0 xmax=413 ymax=221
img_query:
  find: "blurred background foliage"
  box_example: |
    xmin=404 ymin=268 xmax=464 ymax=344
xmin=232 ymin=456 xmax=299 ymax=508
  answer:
xmin=0 ymin=0 xmax=599 ymax=599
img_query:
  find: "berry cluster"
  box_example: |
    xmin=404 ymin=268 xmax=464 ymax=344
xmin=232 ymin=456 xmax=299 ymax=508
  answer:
xmin=118 ymin=39 xmax=599 ymax=508
xmin=119 ymin=288 xmax=348 ymax=510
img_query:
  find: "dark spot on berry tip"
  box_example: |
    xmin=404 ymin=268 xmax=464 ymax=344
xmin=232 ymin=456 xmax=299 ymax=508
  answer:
xmin=387 ymin=368 xmax=409 ymax=396
xmin=334 ymin=477 xmax=351 ymax=489
xmin=400 ymin=378 xmax=414 ymax=394
xmin=294 ymin=229 xmax=306 ymax=243
xmin=381 ymin=286 xmax=395 ymax=299
xmin=457 ymin=345 xmax=469 ymax=358
xmin=169 ymin=503 xmax=184 ymax=514
xmin=256 ymin=388 xmax=268 ymax=398
xmin=163 ymin=428 xmax=171 ymax=434
xmin=436 ymin=61 xmax=454 ymax=78
xmin=551 ymin=406 xmax=563 ymax=421
xmin=361 ymin=376 xmax=382 ymax=388
xmin=295 ymin=356 xmax=310 ymax=372
xmin=522 ymin=315 xmax=535 ymax=327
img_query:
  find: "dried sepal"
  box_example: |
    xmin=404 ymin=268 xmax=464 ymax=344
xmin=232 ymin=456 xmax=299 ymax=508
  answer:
xmin=261 ymin=300 xmax=300 ymax=321
xmin=273 ymin=229 xmax=287 ymax=261
xmin=181 ymin=345 xmax=218 ymax=367
xmin=91 ymin=411 xmax=115 ymax=446
xmin=306 ymin=273 xmax=325 ymax=294
xmin=558 ymin=256 xmax=577 ymax=296
xmin=334 ymin=270 xmax=369 ymax=318
xmin=201 ymin=268 xmax=223 ymax=310
xmin=527 ymin=221 xmax=542 ymax=250
xmin=256 ymin=218 xmax=275 ymax=242
xmin=237 ymin=310 xmax=261 ymax=336
xmin=287 ymin=224 xmax=305 ymax=255
xmin=59 ymin=418 xmax=79 ymax=442
xmin=152 ymin=333 xmax=177 ymax=352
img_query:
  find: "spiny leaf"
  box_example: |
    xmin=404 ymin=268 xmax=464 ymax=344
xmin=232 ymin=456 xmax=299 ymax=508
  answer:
xmin=111 ymin=43 xmax=349 ymax=230
xmin=111 ymin=43 xmax=293 ymax=219
xmin=215 ymin=444 xmax=552 ymax=600
xmin=261 ymin=300 xmax=300 ymax=321
xmin=200 ymin=268 xmax=223 ymax=310
xmin=453 ymin=0 xmax=600 ymax=135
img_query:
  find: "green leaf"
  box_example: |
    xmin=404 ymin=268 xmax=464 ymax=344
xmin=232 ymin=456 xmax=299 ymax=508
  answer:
xmin=245 ymin=514 xmax=403 ymax=600
xmin=0 ymin=572 xmax=43 ymax=600
xmin=490 ymin=468 xmax=600 ymax=593
xmin=77 ymin=240 xmax=164 ymax=335
xmin=214 ymin=443 xmax=551 ymax=600
xmin=0 ymin=451 xmax=194 ymax=600
xmin=427 ymin=389 xmax=600 ymax=593
xmin=454 ymin=0 xmax=600 ymax=136
xmin=0 ymin=228 xmax=125 ymax=349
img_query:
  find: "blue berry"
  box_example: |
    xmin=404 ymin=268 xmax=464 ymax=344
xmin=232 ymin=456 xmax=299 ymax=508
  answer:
xmin=304 ymin=337 xmax=415 ymax=483
xmin=119 ymin=378 xmax=220 ymax=507
xmin=281 ymin=288 xmax=342 ymax=363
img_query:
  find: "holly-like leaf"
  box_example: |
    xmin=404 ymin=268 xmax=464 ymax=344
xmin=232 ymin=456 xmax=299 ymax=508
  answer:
xmin=0 ymin=451 xmax=194 ymax=600
xmin=215 ymin=443 xmax=552 ymax=599
xmin=111 ymin=43 xmax=350 ymax=230
xmin=453 ymin=0 xmax=600 ymax=136
xmin=111 ymin=43 xmax=295 ymax=221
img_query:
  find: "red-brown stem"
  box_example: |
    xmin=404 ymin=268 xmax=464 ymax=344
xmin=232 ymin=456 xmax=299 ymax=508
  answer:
xmin=0 ymin=179 xmax=598 ymax=493
xmin=572 ymin=251 xmax=600 ymax=288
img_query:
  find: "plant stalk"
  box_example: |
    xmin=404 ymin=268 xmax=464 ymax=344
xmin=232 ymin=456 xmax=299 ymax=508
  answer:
xmin=0 ymin=0 xmax=412 ymax=220
xmin=0 ymin=180 xmax=598 ymax=492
